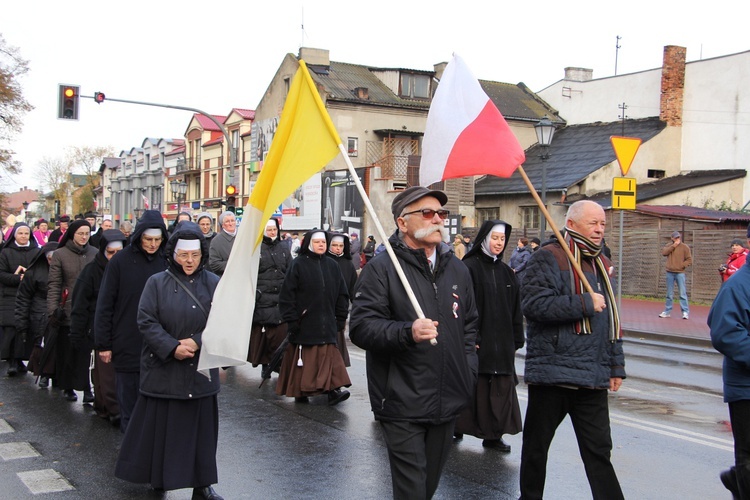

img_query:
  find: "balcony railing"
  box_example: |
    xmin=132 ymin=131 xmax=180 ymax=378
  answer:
xmin=176 ymin=157 xmax=201 ymax=173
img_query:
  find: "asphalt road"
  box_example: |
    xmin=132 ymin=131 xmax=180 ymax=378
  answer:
xmin=0 ymin=339 xmax=735 ymax=499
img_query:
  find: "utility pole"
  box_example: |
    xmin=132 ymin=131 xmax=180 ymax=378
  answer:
xmin=618 ymin=102 xmax=628 ymax=135
xmin=615 ymin=35 xmax=622 ymax=75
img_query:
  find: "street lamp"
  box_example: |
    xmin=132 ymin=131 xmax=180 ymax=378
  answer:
xmin=22 ymin=201 xmax=29 ymax=223
xmin=170 ymin=179 xmax=188 ymax=213
xmin=534 ymin=116 xmax=556 ymax=238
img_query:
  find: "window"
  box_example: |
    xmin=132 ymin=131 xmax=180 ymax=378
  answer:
xmin=194 ymin=177 xmax=201 ymax=199
xmin=211 ymin=174 xmax=218 ymax=198
xmin=399 ymin=73 xmax=431 ymax=99
xmin=476 ymin=208 xmax=499 ymax=226
xmin=648 ymin=169 xmax=665 ymax=179
xmin=347 ymin=137 xmax=358 ymax=157
xmin=522 ymin=206 xmax=541 ymax=229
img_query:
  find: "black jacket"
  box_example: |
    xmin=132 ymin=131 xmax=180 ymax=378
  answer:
xmin=279 ymin=231 xmax=349 ymax=345
xmin=137 ymin=222 xmax=220 ymax=398
xmin=0 ymin=223 xmax=40 ymax=326
xmin=15 ymin=242 xmax=57 ymax=342
xmin=326 ymin=232 xmax=358 ymax=300
xmin=253 ymin=218 xmax=292 ymax=326
xmin=94 ymin=210 xmax=168 ymax=372
xmin=350 ymin=230 xmax=479 ymax=424
xmin=462 ymin=220 xmax=524 ymax=375
xmin=70 ymin=230 xmax=128 ymax=351
xmin=521 ymin=235 xmax=626 ymax=389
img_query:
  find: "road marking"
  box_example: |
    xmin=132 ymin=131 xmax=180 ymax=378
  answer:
xmin=17 ymin=469 xmax=75 ymax=494
xmin=0 ymin=442 xmax=40 ymax=460
xmin=0 ymin=419 xmax=13 ymax=434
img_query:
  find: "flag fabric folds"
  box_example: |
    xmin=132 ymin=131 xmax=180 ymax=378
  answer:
xmin=197 ymin=60 xmax=342 ymax=374
xmin=419 ymin=54 xmax=526 ymax=187
xmin=141 ymin=193 xmax=150 ymax=210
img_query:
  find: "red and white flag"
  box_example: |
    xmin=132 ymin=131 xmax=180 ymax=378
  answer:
xmin=141 ymin=193 xmax=150 ymax=210
xmin=420 ymin=54 xmax=525 ymax=186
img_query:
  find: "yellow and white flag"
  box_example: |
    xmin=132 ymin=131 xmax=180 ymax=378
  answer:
xmin=198 ymin=60 xmax=342 ymax=374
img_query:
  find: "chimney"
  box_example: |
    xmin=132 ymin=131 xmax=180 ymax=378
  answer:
xmin=298 ymin=47 xmax=330 ymax=67
xmin=660 ymin=45 xmax=686 ymax=126
xmin=434 ymin=62 xmax=449 ymax=81
xmin=355 ymin=87 xmax=369 ymax=100
xmin=564 ymin=67 xmax=593 ymax=82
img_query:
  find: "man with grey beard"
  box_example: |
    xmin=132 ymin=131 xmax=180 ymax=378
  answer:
xmin=350 ymin=186 xmax=478 ymax=500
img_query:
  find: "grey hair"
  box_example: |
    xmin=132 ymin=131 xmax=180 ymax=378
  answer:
xmin=218 ymin=211 xmax=235 ymax=226
xmin=120 ymin=221 xmax=133 ymax=232
xmin=565 ymin=200 xmax=601 ymax=225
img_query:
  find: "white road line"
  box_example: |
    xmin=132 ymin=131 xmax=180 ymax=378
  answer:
xmin=0 ymin=419 xmax=14 ymax=434
xmin=17 ymin=469 xmax=75 ymax=494
xmin=0 ymin=442 xmax=40 ymax=460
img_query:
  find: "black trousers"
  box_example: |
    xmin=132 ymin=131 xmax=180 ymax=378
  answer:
xmin=379 ymin=419 xmax=454 ymax=500
xmin=520 ymin=385 xmax=624 ymax=500
xmin=729 ymin=400 xmax=750 ymax=499
xmin=116 ymin=371 xmax=140 ymax=434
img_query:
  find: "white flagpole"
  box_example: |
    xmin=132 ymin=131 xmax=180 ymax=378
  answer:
xmin=337 ymin=144 xmax=437 ymax=345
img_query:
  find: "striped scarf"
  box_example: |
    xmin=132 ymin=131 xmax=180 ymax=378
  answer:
xmin=565 ymin=228 xmax=621 ymax=342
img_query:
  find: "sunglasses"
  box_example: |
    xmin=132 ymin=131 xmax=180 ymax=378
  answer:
xmin=401 ymin=208 xmax=450 ymax=220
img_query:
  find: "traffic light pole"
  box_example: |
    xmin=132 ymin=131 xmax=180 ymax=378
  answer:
xmin=80 ymin=94 xmax=236 ymax=179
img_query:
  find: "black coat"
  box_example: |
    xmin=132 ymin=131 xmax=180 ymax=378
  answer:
xmin=0 ymin=225 xmax=40 ymax=326
xmin=137 ymin=221 xmax=220 ymax=398
xmin=253 ymin=220 xmax=292 ymax=326
xmin=327 ymin=232 xmax=357 ymax=299
xmin=349 ymin=230 xmax=479 ymax=424
xmin=14 ymin=251 xmax=51 ymax=343
xmin=279 ymin=231 xmax=349 ymax=345
xmin=94 ymin=210 xmax=168 ymax=372
xmin=462 ymin=220 xmax=524 ymax=375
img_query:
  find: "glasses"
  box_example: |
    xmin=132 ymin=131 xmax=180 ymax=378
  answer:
xmin=401 ymin=208 xmax=450 ymax=220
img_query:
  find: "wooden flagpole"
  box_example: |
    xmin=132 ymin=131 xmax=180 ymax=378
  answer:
xmin=516 ymin=165 xmax=596 ymax=295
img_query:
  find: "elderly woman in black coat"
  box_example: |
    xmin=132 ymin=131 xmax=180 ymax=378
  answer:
xmin=276 ymin=230 xmax=351 ymax=405
xmin=115 ymin=222 xmax=223 ymax=500
xmin=15 ymin=241 xmax=58 ymax=386
xmin=326 ymin=232 xmax=357 ymax=367
xmin=454 ymin=220 xmax=524 ymax=452
xmin=0 ymin=222 xmax=40 ymax=375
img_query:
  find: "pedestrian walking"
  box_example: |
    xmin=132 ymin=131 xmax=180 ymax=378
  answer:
xmin=115 ymin=221 xmax=223 ymax=499
xmin=454 ymin=220 xmax=523 ymax=452
xmin=519 ymin=200 xmax=625 ymax=500
xmin=276 ymin=230 xmax=351 ymax=405
xmin=660 ymin=231 xmax=692 ymax=319
xmin=350 ymin=186 xmax=479 ymax=500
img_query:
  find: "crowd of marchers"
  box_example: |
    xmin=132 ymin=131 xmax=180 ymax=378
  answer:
xmin=0 ymin=195 xmax=636 ymax=499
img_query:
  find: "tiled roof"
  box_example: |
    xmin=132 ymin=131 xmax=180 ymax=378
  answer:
xmin=194 ymin=114 xmax=227 ymax=131
xmin=587 ymin=169 xmax=747 ymax=207
xmin=204 ymin=135 xmax=224 ymax=146
xmin=475 ymin=117 xmax=666 ymax=196
xmin=232 ymin=108 xmax=255 ymax=120
xmin=480 ymin=81 xmax=563 ymax=123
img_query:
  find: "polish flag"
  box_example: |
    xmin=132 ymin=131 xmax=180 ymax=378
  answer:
xmin=420 ymin=54 xmax=526 ymax=187
xmin=141 ymin=193 xmax=150 ymax=210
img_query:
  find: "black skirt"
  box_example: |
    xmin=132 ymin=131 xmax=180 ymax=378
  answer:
xmin=115 ymin=394 xmax=219 ymax=491
xmin=454 ymin=373 xmax=523 ymax=439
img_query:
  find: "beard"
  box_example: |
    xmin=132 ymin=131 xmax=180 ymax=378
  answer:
xmin=414 ymin=224 xmax=448 ymax=242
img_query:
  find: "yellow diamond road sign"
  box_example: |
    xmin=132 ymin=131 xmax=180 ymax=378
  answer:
xmin=612 ymin=177 xmax=636 ymax=210
xmin=610 ymin=136 xmax=642 ymax=176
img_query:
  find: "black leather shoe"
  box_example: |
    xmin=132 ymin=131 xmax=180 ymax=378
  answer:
xmin=720 ymin=468 xmax=740 ymax=499
xmin=7 ymin=365 xmax=17 ymax=376
xmin=38 ymin=377 xmax=49 ymax=388
xmin=64 ymin=390 xmax=78 ymax=402
xmin=294 ymin=396 xmax=309 ymax=403
xmin=482 ymin=438 xmax=511 ymax=452
xmin=109 ymin=414 xmax=121 ymax=427
xmin=16 ymin=361 xmax=28 ymax=373
xmin=453 ymin=433 xmax=464 ymax=441
xmin=192 ymin=485 xmax=224 ymax=500
xmin=82 ymin=390 xmax=95 ymax=404
xmin=327 ymin=388 xmax=350 ymax=406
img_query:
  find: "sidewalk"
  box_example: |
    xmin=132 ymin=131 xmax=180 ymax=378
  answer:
xmin=620 ymin=297 xmax=712 ymax=348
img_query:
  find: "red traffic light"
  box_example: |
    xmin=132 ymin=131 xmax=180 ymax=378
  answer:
xmin=94 ymin=92 xmax=105 ymax=103
xmin=226 ymin=185 xmax=237 ymax=196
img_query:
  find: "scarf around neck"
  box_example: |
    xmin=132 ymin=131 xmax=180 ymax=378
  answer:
xmin=565 ymin=227 xmax=620 ymax=342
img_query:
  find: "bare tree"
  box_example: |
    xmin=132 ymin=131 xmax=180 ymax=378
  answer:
xmin=0 ymin=34 xmax=33 ymax=180
xmin=67 ymin=145 xmax=114 ymax=213
xmin=37 ymin=156 xmax=71 ymax=215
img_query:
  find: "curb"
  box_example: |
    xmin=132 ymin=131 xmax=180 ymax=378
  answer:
xmin=622 ymin=328 xmax=713 ymax=351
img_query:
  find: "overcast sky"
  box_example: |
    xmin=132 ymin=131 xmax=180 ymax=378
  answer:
xmin=3 ymin=0 xmax=748 ymax=192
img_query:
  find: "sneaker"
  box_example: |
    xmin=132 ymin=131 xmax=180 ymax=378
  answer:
xmin=658 ymin=312 xmax=670 ymax=318
xmin=682 ymin=312 xmax=689 ymax=320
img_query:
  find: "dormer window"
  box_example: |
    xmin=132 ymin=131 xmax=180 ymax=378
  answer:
xmin=399 ymin=73 xmax=430 ymax=99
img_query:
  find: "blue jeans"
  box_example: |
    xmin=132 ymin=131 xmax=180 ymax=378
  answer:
xmin=664 ymin=271 xmax=689 ymax=314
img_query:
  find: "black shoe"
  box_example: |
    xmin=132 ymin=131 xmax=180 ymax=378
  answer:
xmin=16 ymin=361 xmax=27 ymax=373
xmin=109 ymin=414 xmax=121 ymax=427
xmin=7 ymin=365 xmax=17 ymax=376
xmin=294 ymin=396 xmax=309 ymax=403
xmin=82 ymin=390 xmax=95 ymax=404
xmin=64 ymin=390 xmax=78 ymax=402
xmin=720 ymin=468 xmax=740 ymax=499
xmin=482 ymin=438 xmax=511 ymax=452
xmin=327 ymin=389 xmax=350 ymax=406
xmin=38 ymin=377 xmax=49 ymax=388
xmin=453 ymin=432 xmax=464 ymax=440
xmin=192 ymin=485 xmax=224 ymax=500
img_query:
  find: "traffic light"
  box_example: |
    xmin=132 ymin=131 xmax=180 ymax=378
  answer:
xmin=94 ymin=92 xmax=106 ymax=104
xmin=235 ymin=207 xmax=244 ymax=217
xmin=226 ymin=185 xmax=237 ymax=213
xmin=58 ymin=84 xmax=80 ymax=120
